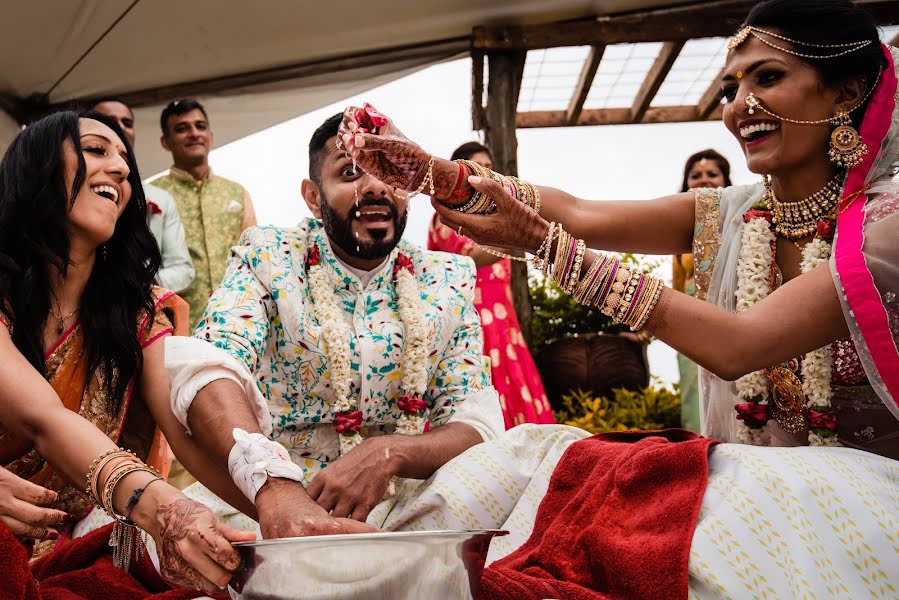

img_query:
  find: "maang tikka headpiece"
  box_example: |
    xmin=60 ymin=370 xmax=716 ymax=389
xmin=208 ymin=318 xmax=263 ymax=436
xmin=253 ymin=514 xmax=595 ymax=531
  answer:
xmin=728 ymin=23 xmax=881 ymax=170
xmin=727 ymin=25 xmax=872 ymax=59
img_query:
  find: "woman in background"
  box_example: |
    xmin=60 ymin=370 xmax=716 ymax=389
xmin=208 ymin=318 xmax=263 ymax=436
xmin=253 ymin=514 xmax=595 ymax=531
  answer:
xmin=672 ymin=149 xmax=732 ymax=432
xmin=428 ymin=142 xmax=553 ymax=428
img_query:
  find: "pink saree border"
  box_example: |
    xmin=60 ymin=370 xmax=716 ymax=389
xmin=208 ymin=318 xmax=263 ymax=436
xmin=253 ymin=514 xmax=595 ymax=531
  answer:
xmin=834 ymin=44 xmax=899 ymax=409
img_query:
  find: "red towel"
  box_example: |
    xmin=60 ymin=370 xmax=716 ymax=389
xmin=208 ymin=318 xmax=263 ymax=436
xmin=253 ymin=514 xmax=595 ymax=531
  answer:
xmin=478 ymin=429 xmax=717 ymax=600
xmin=0 ymin=522 xmax=228 ymax=600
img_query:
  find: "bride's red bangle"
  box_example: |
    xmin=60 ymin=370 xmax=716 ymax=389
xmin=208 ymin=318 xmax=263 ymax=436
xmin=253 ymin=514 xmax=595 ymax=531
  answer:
xmin=447 ymin=162 xmax=472 ymax=202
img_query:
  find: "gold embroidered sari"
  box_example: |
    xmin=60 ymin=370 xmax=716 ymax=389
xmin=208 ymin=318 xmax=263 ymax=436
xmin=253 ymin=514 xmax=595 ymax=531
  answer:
xmin=0 ymin=290 xmax=187 ymax=545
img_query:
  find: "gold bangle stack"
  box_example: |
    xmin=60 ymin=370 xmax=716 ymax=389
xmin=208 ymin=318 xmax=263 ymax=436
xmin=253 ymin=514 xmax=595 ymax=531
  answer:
xmin=452 ymin=216 xmax=664 ymax=331
xmin=539 ymin=223 xmax=665 ymax=331
xmin=453 ymin=160 xmax=500 ymax=214
xmin=450 ymin=161 xmax=541 ymax=216
xmin=84 ymin=448 xmax=160 ymax=570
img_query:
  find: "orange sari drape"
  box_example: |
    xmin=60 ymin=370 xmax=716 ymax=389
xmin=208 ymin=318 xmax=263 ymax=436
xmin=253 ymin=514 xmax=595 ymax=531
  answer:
xmin=0 ymin=290 xmax=188 ymax=529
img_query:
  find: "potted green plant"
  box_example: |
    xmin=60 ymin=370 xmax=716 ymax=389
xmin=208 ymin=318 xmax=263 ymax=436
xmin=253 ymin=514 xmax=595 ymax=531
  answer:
xmin=529 ymin=255 xmax=657 ymax=411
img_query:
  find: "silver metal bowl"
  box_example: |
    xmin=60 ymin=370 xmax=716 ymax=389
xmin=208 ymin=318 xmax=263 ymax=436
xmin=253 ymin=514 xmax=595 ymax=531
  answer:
xmin=229 ymin=529 xmax=508 ymax=600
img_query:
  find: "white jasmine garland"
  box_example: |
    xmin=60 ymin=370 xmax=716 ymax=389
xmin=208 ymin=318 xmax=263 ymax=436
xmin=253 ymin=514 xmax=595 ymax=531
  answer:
xmin=734 ymin=215 xmax=776 ymax=445
xmin=734 ymin=212 xmax=838 ymax=448
xmin=394 ymin=266 xmax=429 ymax=435
xmin=307 ymin=260 xmax=363 ymax=455
xmin=798 ymin=237 xmax=838 ymax=447
xmin=306 ymin=244 xmax=429 ymax=458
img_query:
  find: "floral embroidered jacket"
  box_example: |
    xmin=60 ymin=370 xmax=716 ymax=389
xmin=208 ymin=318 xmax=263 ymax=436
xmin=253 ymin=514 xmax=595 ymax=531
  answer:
xmin=191 ymin=218 xmax=496 ymax=480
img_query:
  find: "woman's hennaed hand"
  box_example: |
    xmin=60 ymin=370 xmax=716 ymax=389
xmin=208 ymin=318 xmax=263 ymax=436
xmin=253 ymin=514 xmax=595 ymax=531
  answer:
xmin=0 ymin=466 xmax=67 ymax=541
xmin=154 ymin=497 xmax=256 ymax=592
xmin=432 ymin=176 xmax=549 ymax=254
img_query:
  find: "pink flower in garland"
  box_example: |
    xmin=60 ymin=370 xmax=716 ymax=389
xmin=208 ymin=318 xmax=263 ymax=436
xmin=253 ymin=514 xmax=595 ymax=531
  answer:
xmin=816 ymin=218 xmax=836 ymax=241
xmin=735 ymin=401 xmax=771 ymax=428
xmin=808 ymin=409 xmax=838 ymax=431
xmin=307 ymin=243 xmax=321 ymax=267
xmin=742 ymin=207 xmax=772 ymax=224
xmin=393 ymin=253 xmax=414 ymax=278
xmin=334 ymin=410 xmax=363 ymax=434
xmin=397 ymin=395 xmax=427 ymax=414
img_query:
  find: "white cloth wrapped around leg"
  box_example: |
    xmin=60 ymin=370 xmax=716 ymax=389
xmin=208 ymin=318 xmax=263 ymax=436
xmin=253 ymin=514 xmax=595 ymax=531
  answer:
xmin=228 ymin=428 xmax=306 ymax=504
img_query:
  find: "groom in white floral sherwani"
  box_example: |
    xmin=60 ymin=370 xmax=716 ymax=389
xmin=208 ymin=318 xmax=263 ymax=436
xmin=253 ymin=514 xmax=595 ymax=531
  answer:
xmin=163 ymin=113 xmax=511 ymax=538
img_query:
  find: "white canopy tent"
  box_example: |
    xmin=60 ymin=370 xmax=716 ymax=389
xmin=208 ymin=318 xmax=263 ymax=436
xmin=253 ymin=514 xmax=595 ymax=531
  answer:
xmin=0 ymin=0 xmax=695 ymax=174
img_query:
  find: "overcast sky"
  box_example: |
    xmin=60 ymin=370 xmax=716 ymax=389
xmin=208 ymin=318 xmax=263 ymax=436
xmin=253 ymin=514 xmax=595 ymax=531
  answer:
xmin=186 ymin=57 xmax=756 ymax=388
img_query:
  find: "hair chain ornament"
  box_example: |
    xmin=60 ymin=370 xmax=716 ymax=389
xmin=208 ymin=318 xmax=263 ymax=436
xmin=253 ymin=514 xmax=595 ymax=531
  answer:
xmin=728 ymin=25 xmax=872 ymax=59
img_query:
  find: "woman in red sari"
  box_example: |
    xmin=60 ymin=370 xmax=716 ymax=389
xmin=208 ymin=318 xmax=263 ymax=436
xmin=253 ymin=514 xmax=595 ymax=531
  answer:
xmin=428 ymin=142 xmax=552 ymax=428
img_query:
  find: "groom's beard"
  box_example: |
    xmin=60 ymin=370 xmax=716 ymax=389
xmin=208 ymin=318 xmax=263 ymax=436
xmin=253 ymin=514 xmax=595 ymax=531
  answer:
xmin=320 ymin=192 xmax=408 ymax=261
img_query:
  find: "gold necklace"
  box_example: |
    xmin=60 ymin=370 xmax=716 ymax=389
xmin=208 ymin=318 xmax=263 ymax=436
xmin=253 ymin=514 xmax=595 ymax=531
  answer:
xmin=49 ymin=303 xmax=79 ymax=335
xmin=762 ymin=174 xmax=843 ymax=241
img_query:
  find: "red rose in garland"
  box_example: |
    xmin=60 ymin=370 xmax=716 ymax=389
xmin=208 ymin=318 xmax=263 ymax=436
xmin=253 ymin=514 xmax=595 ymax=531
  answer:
xmin=334 ymin=411 xmax=363 ymax=434
xmin=397 ymin=395 xmax=427 ymax=414
xmin=816 ymin=218 xmax=836 ymax=241
xmin=735 ymin=401 xmax=771 ymax=429
xmin=808 ymin=409 xmax=838 ymax=432
xmin=307 ymin=243 xmax=321 ymax=267
xmin=393 ymin=253 xmax=414 ymax=277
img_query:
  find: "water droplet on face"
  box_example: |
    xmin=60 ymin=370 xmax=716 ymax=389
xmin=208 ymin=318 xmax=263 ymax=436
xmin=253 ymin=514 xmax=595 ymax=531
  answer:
xmin=356 ymin=245 xmax=361 ymax=253
xmin=352 ymin=157 xmax=361 ymax=209
xmin=355 ymin=210 xmax=361 ymax=218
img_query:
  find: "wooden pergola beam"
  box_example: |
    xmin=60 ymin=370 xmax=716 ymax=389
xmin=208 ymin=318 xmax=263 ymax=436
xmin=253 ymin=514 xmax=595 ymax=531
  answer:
xmin=696 ymin=66 xmax=726 ymax=119
xmin=483 ymin=51 xmax=533 ymax=342
xmin=474 ymin=0 xmax=754 ymax=50
xmin=472 ymin=0 xmax=899 ymax=51
xmin=631 ymin=41 xmax=684 ymax=123
xmin=517 ymin=104 xmax=723 ymax=128
xmin=471 ymin=50 xmax=486 ymax=130
xmin=566 ymin=45 xmax=604 ymax=126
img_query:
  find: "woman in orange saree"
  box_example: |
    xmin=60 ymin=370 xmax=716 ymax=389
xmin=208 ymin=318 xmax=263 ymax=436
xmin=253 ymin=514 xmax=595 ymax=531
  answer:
xmin=0 ymin=111 xmax=254 ymax=596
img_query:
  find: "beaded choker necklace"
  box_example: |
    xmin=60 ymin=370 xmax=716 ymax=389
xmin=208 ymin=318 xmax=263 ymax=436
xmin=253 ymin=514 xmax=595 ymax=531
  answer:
xmin=762 ymin=174 xmax=844 ymax=240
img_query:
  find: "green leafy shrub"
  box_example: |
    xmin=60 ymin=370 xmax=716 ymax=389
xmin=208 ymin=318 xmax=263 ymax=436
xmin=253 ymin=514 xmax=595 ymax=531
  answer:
xmin=554 ymin=386 xmax=682 ymax=433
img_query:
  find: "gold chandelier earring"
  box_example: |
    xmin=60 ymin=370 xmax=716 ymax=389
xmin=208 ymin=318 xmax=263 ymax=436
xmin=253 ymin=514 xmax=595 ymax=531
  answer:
xmin=828 ymin=111 xmax=867 ymax=169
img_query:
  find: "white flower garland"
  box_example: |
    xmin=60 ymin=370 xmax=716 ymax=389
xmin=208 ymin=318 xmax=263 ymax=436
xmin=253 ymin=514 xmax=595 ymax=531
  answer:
xmin=734 ymin=215 xmax=776 ymax=446
xmin=307 ymin=260 xmax=363 ymax=455
xmin=734 ymin=215 xmax=838 ymax=447
xmin=306 ymin=244 xmax=429 ymax=456
xmin=394 ymin=266 xmax=429 ymax=435
xmin=799 ymin=237 xmax=840 ymax=447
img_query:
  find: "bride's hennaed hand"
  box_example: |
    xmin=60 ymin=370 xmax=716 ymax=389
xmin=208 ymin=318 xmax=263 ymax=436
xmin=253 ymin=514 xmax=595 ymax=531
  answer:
xmin=431 ymin=176 xmax=549 ymax=254
xmin=337 ymin=105 xmax=458 ymax=199
xmin=338 ymin=105 xmax=428 ymax=191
